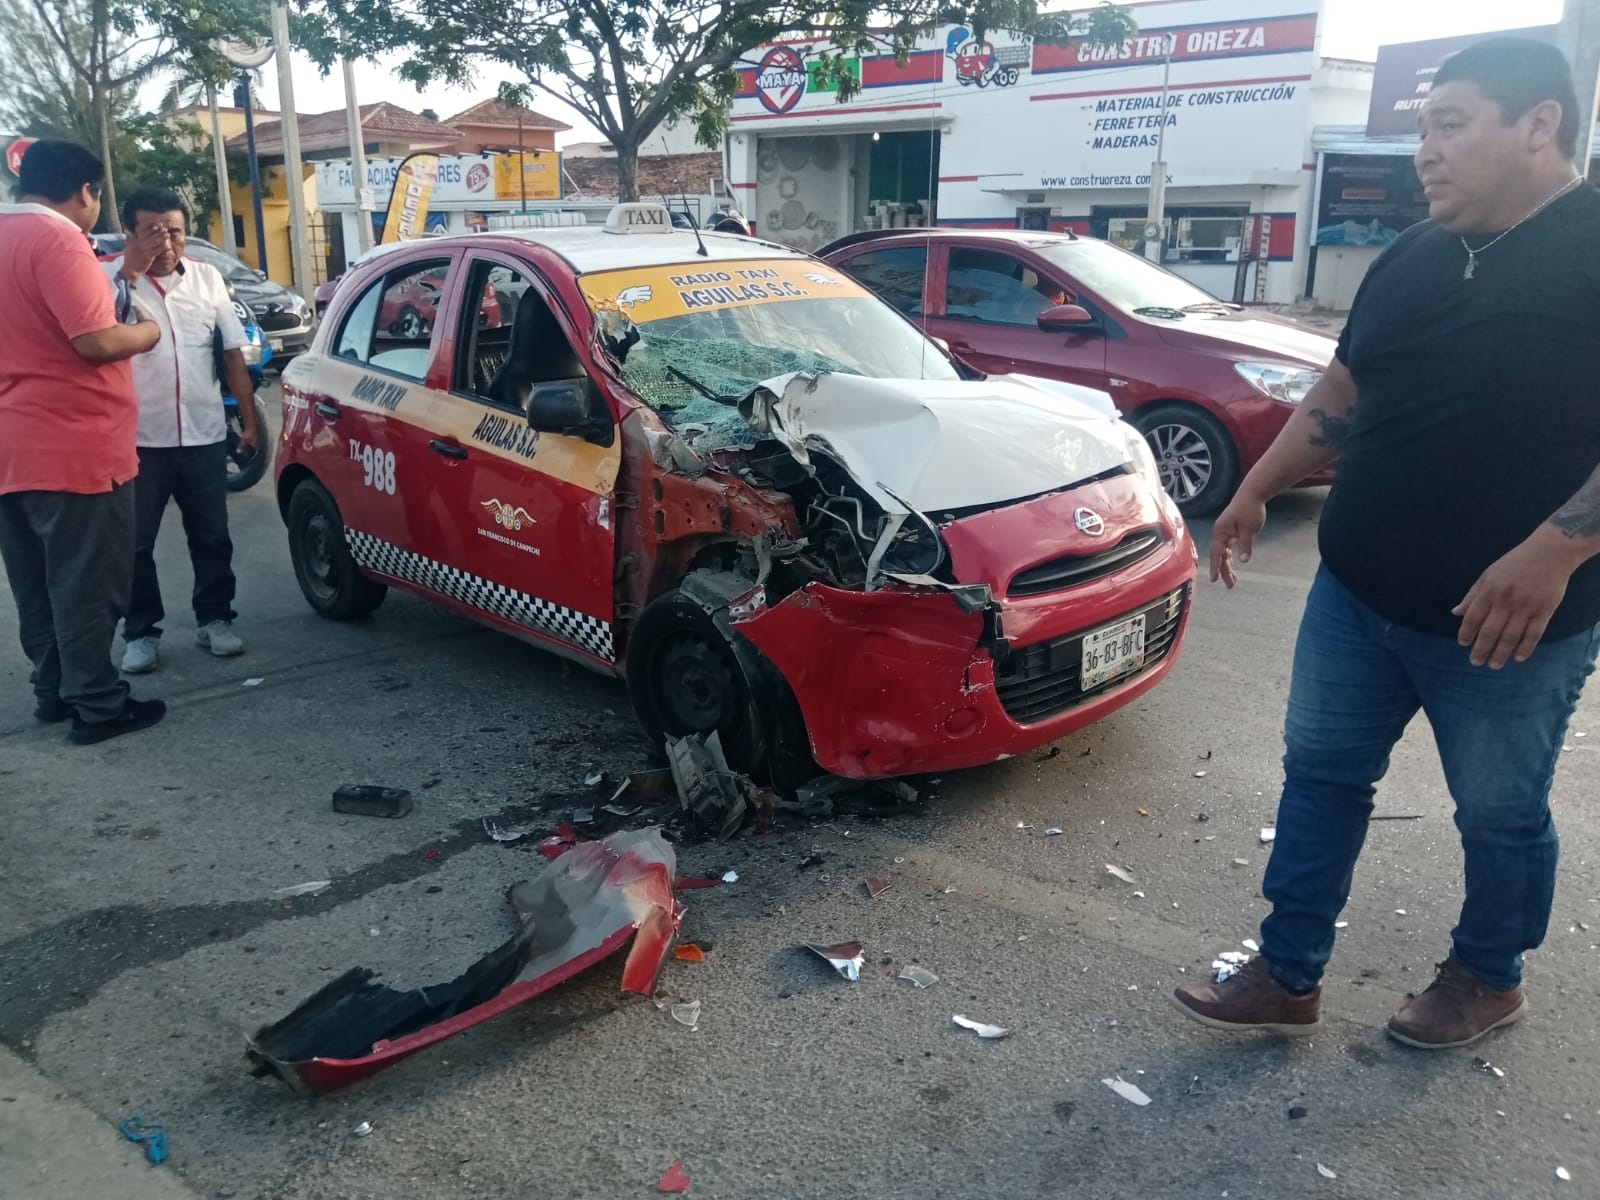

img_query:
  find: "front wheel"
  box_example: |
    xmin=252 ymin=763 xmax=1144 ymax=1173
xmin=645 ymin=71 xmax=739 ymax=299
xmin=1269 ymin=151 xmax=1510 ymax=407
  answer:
xmin=624 ymin=584 xmax=813 ymax=787
xmin=1133 ymin=403 xmax=1240 ymax=519
xmin=224 ymin=396 xmax=272 ymax=493
xmin=286 ymin=479 xmax=387 ymax=620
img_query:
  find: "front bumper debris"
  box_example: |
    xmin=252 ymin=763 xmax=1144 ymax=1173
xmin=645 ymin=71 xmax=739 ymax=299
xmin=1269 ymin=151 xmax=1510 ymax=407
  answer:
xmin=245 ymin=829 xmax=679 ymax=1095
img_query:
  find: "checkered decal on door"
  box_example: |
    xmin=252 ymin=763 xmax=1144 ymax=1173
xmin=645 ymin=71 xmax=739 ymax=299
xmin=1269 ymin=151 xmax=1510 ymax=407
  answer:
xmin=344 ymin=529 xmax=615 ymax=662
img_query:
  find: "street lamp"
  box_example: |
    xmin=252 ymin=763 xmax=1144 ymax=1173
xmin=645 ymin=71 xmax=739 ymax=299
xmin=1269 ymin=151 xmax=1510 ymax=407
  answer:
xmin=1144 ymin=32 xmax=1175 ymax=263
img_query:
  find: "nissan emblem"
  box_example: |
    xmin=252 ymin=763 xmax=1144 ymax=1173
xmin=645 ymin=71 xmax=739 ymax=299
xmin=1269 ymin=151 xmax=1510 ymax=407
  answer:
xmin=1073 ymin=507 xmax=1106 ymax=537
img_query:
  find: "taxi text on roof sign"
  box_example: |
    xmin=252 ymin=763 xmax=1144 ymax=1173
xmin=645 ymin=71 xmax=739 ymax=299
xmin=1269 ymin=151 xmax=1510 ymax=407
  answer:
xmin=579 ymin=261 xmax=873 ymax=323
xmin=604 ymin=203 xmax=676 ymax=235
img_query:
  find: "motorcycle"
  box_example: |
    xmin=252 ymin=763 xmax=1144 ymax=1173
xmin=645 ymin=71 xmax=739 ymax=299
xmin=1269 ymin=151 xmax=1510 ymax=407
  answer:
xmin=221 ymin=297 xmax=273 ymax=493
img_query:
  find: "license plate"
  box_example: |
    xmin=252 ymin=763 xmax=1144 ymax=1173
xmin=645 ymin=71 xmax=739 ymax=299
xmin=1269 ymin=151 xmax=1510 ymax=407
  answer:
xmin=269 ymin=337 xmax=284 ymax=352
xmin=1081 ymin=614 xmax=1147 ymax=690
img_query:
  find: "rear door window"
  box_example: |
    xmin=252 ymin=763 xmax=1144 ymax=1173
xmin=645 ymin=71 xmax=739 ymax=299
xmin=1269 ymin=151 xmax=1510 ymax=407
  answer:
xmin=836 ymin=245 xmax=928 ymax=316
xmin=333 ymin=259 xmax=452 ymax=382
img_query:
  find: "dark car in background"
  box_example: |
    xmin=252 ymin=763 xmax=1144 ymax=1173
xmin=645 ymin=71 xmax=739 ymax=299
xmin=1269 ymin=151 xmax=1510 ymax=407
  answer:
xmin=94 ymin=234 xmax=316 ymax=363
xmin=820 ymin=229 xmax=1338 ymax=517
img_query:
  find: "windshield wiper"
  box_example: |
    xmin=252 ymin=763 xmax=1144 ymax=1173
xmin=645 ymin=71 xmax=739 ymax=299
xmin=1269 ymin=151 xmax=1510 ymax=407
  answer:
xmin=1132 ymin=306 xmax=1186 ymax=320
xmin=1181 ymin=302 xmax=1241 ymax=315
xmin=666 ymin=365 xmax=738 ymax=407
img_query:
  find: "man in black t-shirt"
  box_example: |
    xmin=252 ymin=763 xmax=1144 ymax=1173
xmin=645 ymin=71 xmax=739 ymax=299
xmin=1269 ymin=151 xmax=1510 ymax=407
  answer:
xmin=1175 ymin=37 xmax=1600 ymax=1049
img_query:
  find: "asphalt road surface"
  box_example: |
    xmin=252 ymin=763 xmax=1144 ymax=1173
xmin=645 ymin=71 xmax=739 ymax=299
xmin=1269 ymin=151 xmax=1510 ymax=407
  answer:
xmin=2 ymin=391 xmax=1596 ymax=1200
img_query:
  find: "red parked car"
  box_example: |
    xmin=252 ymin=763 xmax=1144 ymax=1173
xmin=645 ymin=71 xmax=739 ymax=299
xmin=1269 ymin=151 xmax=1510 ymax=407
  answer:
xmin=275 ymin=204 xmax=1197 ymax=788
xmin=821 ymin=229 xmax=1338 ymax=516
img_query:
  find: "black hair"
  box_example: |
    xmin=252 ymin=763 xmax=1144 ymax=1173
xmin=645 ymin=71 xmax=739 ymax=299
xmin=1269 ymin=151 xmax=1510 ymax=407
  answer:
xmin=121 ymin=186 xmax=189 ymax=233
xmin=16 ymin=139 xmax=104 ymax=203
xmin=1433 ymin=37 xmax=1582 ymax=160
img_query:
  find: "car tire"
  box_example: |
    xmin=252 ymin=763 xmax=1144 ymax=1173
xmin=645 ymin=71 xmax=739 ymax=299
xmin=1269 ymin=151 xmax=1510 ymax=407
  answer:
xmin=396 ymin=306 xmax=427 ymax=339
xmin=287 ymin=479 xmax=387 ymax=620
xmin=1134 ymin=403 xmax=1240 ymax=519
xmin=625 ymin=585 xmax=814 ymax=788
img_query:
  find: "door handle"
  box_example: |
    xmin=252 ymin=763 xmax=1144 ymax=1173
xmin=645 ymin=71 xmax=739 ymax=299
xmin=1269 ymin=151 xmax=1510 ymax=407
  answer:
xmin=429 ymin=439 xmax=468 ymax=460
xmin=314 ymin=401 xmax=341 ymax=421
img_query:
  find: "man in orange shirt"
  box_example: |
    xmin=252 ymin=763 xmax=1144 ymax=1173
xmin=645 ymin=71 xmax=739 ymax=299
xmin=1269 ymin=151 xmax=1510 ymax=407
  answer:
xmin=0 ymin=140 xmax=168 ymax=744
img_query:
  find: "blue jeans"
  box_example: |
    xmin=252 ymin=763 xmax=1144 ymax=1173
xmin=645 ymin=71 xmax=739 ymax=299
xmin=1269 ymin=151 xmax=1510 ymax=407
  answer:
xmin=1260 ymin=566 xmax=1600 ymax=993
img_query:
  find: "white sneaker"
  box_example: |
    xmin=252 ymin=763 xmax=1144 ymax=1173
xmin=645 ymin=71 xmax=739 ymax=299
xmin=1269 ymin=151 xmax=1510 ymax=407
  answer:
xmin=121 ymin=637 xmax=160 ymax=674
xmin=196 ymin=621 xmax=245 ymax=657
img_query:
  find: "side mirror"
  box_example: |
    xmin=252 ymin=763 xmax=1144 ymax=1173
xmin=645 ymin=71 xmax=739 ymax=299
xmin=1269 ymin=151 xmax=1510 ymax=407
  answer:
xmin=526 ymin=379 xmax=612 ymax=445
xmin=929 ymin=336 xmax=952 ymax=354
xmin=1038 ymin=303 xmax=1096 ymax=331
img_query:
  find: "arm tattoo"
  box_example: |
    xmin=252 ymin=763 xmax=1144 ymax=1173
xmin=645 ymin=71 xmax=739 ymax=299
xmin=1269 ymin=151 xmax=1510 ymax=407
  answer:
xmin=1306 ymin=408 xmax=1351 ymax=449
xmin=1549 ymin=468 xmax=1600 ymax=540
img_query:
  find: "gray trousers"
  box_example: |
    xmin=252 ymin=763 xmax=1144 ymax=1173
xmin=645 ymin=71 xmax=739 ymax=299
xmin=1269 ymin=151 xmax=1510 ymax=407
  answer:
xmin=0 ymin=484 xmax=134 ymax=721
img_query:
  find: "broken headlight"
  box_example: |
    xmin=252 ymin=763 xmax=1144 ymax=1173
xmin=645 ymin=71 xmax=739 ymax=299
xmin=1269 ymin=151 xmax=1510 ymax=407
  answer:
xmin=1234 ymin=362 xmax=1320 ymax=405
xmin=1121 ymin=421 xmax=1164 ymax=496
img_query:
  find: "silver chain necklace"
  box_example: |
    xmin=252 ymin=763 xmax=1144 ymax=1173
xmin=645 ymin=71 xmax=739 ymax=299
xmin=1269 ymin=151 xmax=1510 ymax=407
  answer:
xmin=1460 ymin=176 xmax=1583 ymax=279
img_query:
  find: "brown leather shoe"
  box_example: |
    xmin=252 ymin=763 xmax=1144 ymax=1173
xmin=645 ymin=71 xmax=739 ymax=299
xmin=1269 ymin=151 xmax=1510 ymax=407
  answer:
xmin=1386 ymin=958 xmax=1527 ymax=1049
xmin=1173 ymin=957 xmax=1321 ymax=1034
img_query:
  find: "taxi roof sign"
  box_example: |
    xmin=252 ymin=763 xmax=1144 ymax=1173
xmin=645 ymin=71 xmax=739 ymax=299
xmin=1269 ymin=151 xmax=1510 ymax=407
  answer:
xmin=604 ymin=203 xmax=675 ymax=235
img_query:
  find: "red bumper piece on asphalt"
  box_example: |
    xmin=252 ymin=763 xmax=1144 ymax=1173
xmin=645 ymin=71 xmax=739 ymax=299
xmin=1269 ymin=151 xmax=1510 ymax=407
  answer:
xmin=245 ymin=829 xmax=679 ymax=1095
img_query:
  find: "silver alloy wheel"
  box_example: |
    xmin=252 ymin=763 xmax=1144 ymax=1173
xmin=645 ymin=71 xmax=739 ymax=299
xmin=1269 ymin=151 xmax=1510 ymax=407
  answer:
xmin=1145 ymin=422 xmax=1214 ymax=503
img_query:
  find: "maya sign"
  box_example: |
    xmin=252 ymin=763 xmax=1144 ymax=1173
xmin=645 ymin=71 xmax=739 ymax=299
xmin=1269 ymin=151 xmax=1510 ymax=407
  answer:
xmin=5 ymin=138 xmax=36 ymax=177
xmin=755 ymin=46 xmax=808 ymax=114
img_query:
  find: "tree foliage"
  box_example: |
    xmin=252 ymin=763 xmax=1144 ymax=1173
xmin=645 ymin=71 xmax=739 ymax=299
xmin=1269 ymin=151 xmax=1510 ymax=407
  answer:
xmin=302 ymin=0 xmax=1136 ymax=200
xmin=0 ymin=0 xmax=268 ymax=226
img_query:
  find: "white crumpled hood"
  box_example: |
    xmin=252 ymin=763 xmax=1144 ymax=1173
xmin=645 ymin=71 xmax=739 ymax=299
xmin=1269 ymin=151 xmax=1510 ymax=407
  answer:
xmin=739 ymin=371 xmax=1129 ymax=514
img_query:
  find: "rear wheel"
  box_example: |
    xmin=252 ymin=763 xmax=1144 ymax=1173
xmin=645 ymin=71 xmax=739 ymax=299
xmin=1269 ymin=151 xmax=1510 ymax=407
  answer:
xmin=625 ymin=585 xmax=813 ymax=787
xmin=224 ymin=396 xmax=272 ymax=493
xmin=287 ymin=479 xmax=386 ymax=620
xmin=1134 ymin=403 xmax=1240 ymax=519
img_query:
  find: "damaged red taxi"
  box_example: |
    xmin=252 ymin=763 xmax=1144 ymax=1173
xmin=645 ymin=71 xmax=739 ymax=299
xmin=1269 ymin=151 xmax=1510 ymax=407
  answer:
xmin=276 ymin=204 xmax=1197 ymax=785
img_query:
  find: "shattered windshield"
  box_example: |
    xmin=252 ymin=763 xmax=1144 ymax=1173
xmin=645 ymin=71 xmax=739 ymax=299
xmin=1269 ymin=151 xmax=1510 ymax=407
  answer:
xmin=580 ymin=259 xmax=959 ymax=448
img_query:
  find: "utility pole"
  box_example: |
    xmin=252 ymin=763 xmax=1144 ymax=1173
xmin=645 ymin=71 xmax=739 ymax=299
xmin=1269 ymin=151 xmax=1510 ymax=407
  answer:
xmin=1144 ymin=33 xmax=1175 ymax=263
xmin=206 ymin=85 xmax=238 ymax=256
xmin=272 ymin=0 xmax=315 ymax=304
xmin=1560 ymin=0 xmax=1600 ymax=177
xmin=342 ymin=53 xmax=372 ymax=254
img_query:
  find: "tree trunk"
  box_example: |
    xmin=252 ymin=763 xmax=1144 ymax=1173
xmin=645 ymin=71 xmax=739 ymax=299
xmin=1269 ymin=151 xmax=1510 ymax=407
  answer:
xmin=615 ymin=141 xmax=639 ymax=203
xmin=93 ymin=82 xmax=119 ymax=231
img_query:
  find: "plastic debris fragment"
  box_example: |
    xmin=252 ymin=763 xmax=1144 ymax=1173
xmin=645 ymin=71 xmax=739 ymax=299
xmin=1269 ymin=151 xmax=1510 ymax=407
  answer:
xmin=1105 ymin=864 xmax=1136 ymax=884
xmin=721 ymin=870 xmax=739 ymax=884
xmin=671 ymin=1000 xmax=701 ymax=1030
xmin=1194 ymin=770 xmax=1208 ymax=778
xmin=666 ymin=732 xmax=749 ymax=838
xmin=1132 ymin=891 xmax=1145 ymax=898
xmin=953 ymin=1014 xmax=1009 ymax=1039
xmin=865 ymin=876 xmax=893 ymax=899
xmin=899 ymin=965 xmax=938 ymax=988
xmin=1242 ymin=939 xmax=1260 ymax=953
xmin=1233 ymin=858 xmax=1250 ymax=867
xmin=332 ymin=785 xmax=413 ymax=818
xmin=119 ymin=1118 xmax=168 ymax=1165
xmin=1335 ymin=921 xmax=1349 ymax=929
xmin=352 ymin=1121 xmax=373 ymax=1138
xmin=1212 ymin=951 xmax=1250 ymax=982
xmin=1471 ymin=1056 xmax=1505 ymax=1078
xmin=584 ymin=771 xmax=605 ymax=787
xmin=674 ymin=944 xmax=706 ymax=963
xmin=1101 ymin=1077 xmax=1151 ymax=1106
xmin=804 ymin=941 xmax=865 ymax=982
xmin=1044 ymin=828 xmax=1064 ymax=836
xmin=658 ymin=1162 xmax=690 ymax=1193
xmin=272 ymin=880 xmax=331 ymax=898
xmin=243 ymin=677 xmax=264 ymax=687
xmin=484 ymin=818 xmax=539 ymax=844
xmin=1288 ymin=1105 xmax=1308 ymax=1119
xmin=1557 ymin=1167 xmax=1572 ymax=1182
xmin=1395 ymin=909 xmax=1408 ymax=916
xmin=1317 ymin=1164 xmax=1337 ymax=1180
xmin=1260 ymin=827 xmax=1276 ymax=844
